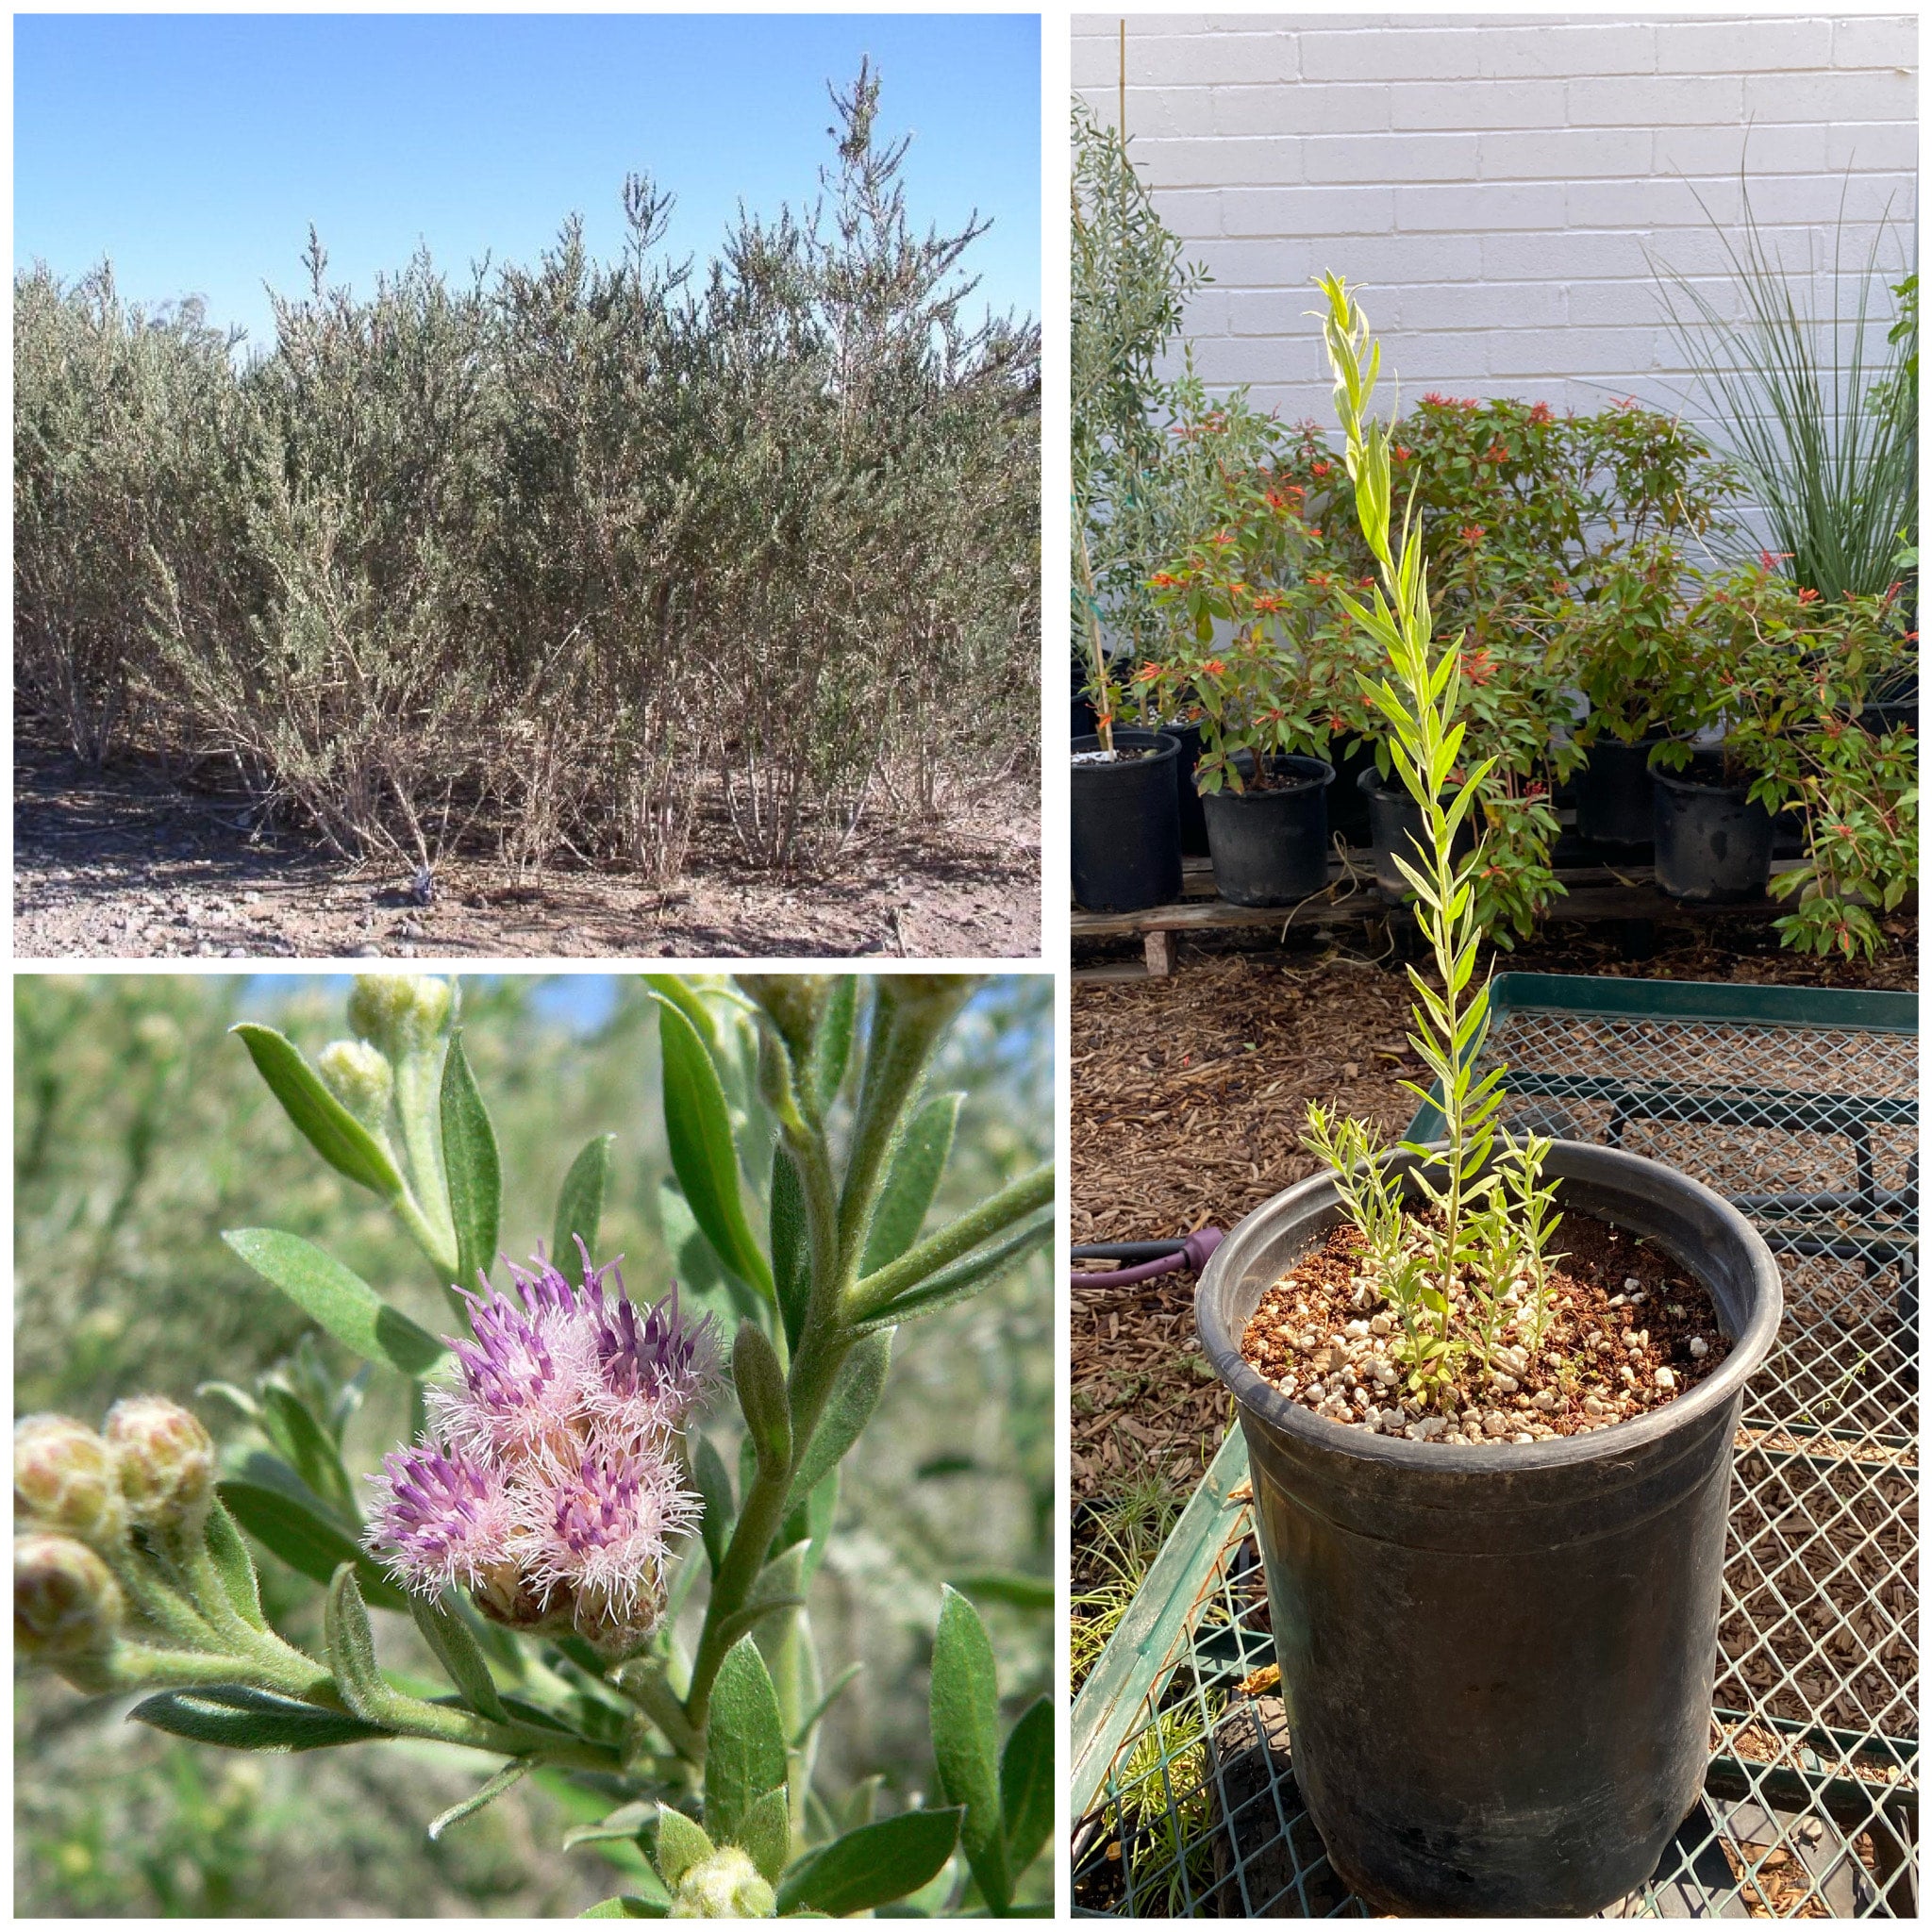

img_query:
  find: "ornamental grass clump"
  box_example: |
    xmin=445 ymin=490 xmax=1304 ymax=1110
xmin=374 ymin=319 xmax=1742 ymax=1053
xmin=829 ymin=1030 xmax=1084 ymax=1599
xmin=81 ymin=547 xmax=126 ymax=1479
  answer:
xmin=14 ymin=973 xmax=1055 ymax=1917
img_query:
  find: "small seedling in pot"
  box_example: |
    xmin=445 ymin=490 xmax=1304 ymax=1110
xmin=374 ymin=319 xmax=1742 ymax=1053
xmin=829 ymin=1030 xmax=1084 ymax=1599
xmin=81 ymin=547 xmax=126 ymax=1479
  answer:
xmin=1295 ymin=274 xmax=1568 ymax=1416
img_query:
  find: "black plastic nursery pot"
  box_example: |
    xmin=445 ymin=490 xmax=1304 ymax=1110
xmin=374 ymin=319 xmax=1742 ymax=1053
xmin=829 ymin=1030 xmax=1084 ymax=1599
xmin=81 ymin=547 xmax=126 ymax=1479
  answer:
xmin=1652 ymin=766 xmax=1776 ymax=904
xmin=1327 ymin=737 xmax=1379 ymax=846
xmin=1358 ymin=765 xmax=1474 ymax=901
xmin=1573 ymin=734 xmax=1664 ymax=849
xmin=1165 ymin=718 xmax=1212 ymax=857
xmin=1071 ymin=729 xmax=1182 ymax=912
xmin=1194 ymin=1140 xmax=1782 ymax=1918
xmin=1199 ymin=754 xmax=1334 ymax=907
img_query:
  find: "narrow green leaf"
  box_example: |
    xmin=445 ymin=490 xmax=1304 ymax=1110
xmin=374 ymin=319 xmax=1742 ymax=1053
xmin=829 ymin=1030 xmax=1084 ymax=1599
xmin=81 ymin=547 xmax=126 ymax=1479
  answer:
xmin=129 ymin=1684 xmax=391 ymax=1752
xmin=731 ymin=1321 xmax=791 ymax=1476
xmin=768 ymin=1141 xmax=811 ymax=1353
xmin=231 ymin=1024 xmax=407 ymax=1200
xmin=650 ymin=995 xmax=774 ymax=1300
xmin=561 ymin=1801 xmax=655 ymax=1853
xmin=579 ymin=1897 xmax=669 ymax=1919
xmin=712 ymin=1594 xmax=807 ymax=1657
xmin=854 ymin=1212 xmax=1052 ymax=1336
xmin=774 ymin=1807 xmax=964 ymax=1918
xmin=654 ymin=1807 xmax=717 ymax=1887
xmin=690 ymin=1436 xmax=735 ymax=1576
xmin=811 ymin=976 xmax=858 ymax=1108
xmin=949 ymin=1570 xmax=1054 ymax=1611
xmin=859 ymin=1091 xmax=962 ymax=1276
xmin=791 ymin=1660 xmax=864 ymax=1750
xmin=642 ymin=974 xmax=720 ymax=1052
xmin=428 ymin=1757 xmax=531 ymax=1840
xmin=201 ymin=1495 xmax=267 ymax=1629
xmin=217 ymin=1474 xmax=407 ymax=1611
xmin=784 ymin=1330 xmax=892 ymax=1514
xmin=553 ymin=1133 xmax=615 ymax=1270
xmin=411 ymin=1593 xmax=509 ymax=1724
xmin=441 ymin=1030 xmax=502 ymax=1292
xmin=737 ymin=1785 xmax=791 ymax=1886
xmin=704 ymin=1636 xmax=788 ymax=1848
xmin=999 ymin=1697 xmax=1054 ymax=1879
xmin=223 ymin=1229 xmax=445 ymax=1378
xmin=324 ymin=1564 xmax=391 ymax=1724
xmin=930 ymin=1585 xmax=1010 ymax=1910
xmin=259 ymin=1385 xmax=356 ymax=1519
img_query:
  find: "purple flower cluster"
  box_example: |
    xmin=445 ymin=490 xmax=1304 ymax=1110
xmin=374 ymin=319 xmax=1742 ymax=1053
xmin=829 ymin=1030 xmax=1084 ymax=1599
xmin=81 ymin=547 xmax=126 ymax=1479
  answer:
xmin=366 ymin=1241 xmax=712 ymax=1657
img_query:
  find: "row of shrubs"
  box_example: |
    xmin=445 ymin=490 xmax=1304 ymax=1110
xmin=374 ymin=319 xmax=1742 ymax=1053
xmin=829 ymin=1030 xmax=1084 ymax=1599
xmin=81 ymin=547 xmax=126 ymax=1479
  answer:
xmin=16 ymin=72 xmax=1041 ymax=874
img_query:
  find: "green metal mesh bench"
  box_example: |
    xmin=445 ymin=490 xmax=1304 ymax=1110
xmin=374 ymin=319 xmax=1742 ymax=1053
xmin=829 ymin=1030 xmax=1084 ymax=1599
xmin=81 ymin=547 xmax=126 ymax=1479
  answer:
xmin=1071 ymin=974 xmax=1918 ymax=1919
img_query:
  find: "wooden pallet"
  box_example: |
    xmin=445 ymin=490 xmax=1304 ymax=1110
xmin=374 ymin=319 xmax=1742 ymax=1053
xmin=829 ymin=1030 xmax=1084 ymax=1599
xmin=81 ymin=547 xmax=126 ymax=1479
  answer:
xmin=1074 ymin=853 xmax=1807 ymax=978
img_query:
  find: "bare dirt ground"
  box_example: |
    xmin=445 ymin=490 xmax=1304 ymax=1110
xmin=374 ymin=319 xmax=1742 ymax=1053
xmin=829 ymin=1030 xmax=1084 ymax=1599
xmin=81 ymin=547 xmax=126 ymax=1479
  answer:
xmin=14 ymin=741 xmax=1041 ymax=960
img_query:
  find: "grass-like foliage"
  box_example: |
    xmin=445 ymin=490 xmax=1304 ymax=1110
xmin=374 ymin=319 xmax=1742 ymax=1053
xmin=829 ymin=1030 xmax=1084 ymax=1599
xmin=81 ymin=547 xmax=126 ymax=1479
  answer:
xmin=14 ymin=66 xmax=1039 ymax=875
xmin=1653 ymin=170 xmax=1917 ymax=603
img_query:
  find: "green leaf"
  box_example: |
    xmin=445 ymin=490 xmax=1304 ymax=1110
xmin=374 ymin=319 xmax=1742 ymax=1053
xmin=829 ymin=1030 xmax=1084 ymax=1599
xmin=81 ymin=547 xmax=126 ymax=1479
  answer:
xmin=441 ymin=1029 xmax=502 ymax=1292
xmin=999 ymin=1697 xmax=1054 ymax=1880
xmin=930 ymin=1585 xmax=1010 ymax=1910
xmin=774 ymin=1808 xmax=964 ymax=1918
xmin=711 ymin=1594 xmax=807 ymax=1657
xmin=324 ymin=1564 xmax=391 ymax=1724
xmin=223 ymin=1229 xmax=445 ymax=1378
xmin=769 ymin=1141 xmax=811 ymax=1353
xmin=579 ymin=1897 xmax=669 ymax=1919
xmin=704 ymin=1636 xmax=788 ymax=1849
xmin=201 ymin=1495 xmax=267 ymax=1629
xmin=428 ymin=1757 xmax=531 ymax=1840
xmin=859 ymin=1091 xmax=961 ymax=1275
xmin=732 ymin=1321 xmax=791 ymax=1476
xmin=811 ymin=976 xmax=858 ymax=1108
xmin=650 ymin=994 xmax=774 ymax=1300
xmin=653 ymin=1807 xmax=716 ymax=1888
xmin=948 ymin=1571 xmax=1054 ymax=1611
xmin=411 ymin=1593 xmax=509 ymax=1724
xmin=854 ymin=1211 xmax=1052 ymax=1336
xmin=791 ymin=1660 xmax=863 ymax=1750
xmin=217 ymin=1473 xmax=407 ymax=1611
xmin=784 ymin=1330 xmax=893 ymax=1515
xmin=129 ymin=1684 xmax=391 ymax=1752
xmin=691 ymin=1435 xmax=735 ymax=1576
xmin=258 ymin=1385 xmax=356 ymax=1519
xmin=737 ymin=1786 xmax=791 ymax=1886
xmin=231 ymin=1024 xmax=408 ymax=1200
xmin=553 ymin=1133 xmax=615 ymax=1270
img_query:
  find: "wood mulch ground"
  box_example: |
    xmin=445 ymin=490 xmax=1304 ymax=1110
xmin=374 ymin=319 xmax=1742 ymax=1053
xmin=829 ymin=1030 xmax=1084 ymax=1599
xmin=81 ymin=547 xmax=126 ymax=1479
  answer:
xmin=1070 ymin=917 xmax=1917 ymax=1598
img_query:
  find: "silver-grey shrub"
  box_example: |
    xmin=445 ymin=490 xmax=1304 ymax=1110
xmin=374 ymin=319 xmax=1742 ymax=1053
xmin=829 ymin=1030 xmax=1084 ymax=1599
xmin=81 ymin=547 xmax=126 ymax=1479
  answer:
xmin=14 ymin=65 xmax=1039 ymax=874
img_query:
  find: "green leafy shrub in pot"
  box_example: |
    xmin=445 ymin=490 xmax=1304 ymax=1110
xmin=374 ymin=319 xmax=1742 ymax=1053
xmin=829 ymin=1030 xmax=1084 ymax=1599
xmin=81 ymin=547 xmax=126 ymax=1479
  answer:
xmin=14 ymin=974 xmax=1055 ymax=1918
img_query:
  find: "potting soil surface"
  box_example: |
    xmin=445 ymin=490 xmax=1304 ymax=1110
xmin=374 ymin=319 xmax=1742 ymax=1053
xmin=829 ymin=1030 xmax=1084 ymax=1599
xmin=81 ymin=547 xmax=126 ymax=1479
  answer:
xmin=1238 ymin=1210 xmax=1730 ymax=1443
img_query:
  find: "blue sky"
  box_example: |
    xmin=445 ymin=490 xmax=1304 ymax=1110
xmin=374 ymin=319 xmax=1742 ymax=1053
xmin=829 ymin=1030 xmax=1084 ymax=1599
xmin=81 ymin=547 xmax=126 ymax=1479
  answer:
xmin=14 ymin=13 xmax=1041 ymax=350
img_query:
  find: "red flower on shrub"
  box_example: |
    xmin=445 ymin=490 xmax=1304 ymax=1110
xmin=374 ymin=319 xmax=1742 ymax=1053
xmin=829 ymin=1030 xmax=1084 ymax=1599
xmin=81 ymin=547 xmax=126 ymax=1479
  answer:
xmin=1252 ymin=593 xmax=1286 ymax=613
xmin=1527 ymin=402 xmax=1553 ymax=425
xmin=1311 ymin=461 xmax=1332 ymax=478
xmin=1422 ymin=391 xmax=1448 ymax=407
xmin=1200 ymin=658 xmax=1226 ymax=678
xmin=1149 ymin=572 xmax=1179 ymax=588
xmin=1462 ymin=648 xmax=1495 ymax=686
xmin=1458 ymin=525 xmax=1486 ymax=546
xmin=1133 ymin=663 xmax=1164 ymax=685
xmin=1758 ymin=549 xmax=1793 ymax=571
xmin=1393 ymin=445 xmax=1413 ymax=460
xmin=1797 ymin=587 xmax=1820 ymax=604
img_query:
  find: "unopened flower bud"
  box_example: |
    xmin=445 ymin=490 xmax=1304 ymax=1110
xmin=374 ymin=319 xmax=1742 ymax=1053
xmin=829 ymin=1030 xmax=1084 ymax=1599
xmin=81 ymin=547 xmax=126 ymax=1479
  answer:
xmin=736 ymin=976 xmax=831 ymax=1061
xmin=874 ymin=974 xmax=978 ymax=1027
xmin=670 ymin=1846 xmax=775 ymax=1919
xmin=347 ymin=974 xmax=453 ymax=1058
xmin=14 ymin=1415 xmax=125 ymax=1545
xmin=104 ymin=1397 xmax=215 ymax=1535
xmin=316 ymin=1038 xmax=394 ymax=1129
xmin=15 ymin=1532 xmax=125 ymax=1657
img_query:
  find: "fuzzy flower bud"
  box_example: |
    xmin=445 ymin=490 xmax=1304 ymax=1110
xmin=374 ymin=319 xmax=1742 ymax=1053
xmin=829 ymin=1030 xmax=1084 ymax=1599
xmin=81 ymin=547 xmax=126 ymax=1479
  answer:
xmin=14 ymin=1415 xmax=125 ymax=1545
xmin=316 ymin=1039 xmax=394 ymax=1129
xmin=874 ymin=974 xmax=978 ymax=1025
xmin=103 ymin=1397 xmax=216 ymax=1536
xmin=15 ymin=1532 xmax=125 ymax=1657
xmin=670 ymin=1847 xmax=775 ymax=1919
xmin=736 ymin=975 xmax=831 ymax=1062
xmin=347 ymin=974 xmax=454 ymax=1058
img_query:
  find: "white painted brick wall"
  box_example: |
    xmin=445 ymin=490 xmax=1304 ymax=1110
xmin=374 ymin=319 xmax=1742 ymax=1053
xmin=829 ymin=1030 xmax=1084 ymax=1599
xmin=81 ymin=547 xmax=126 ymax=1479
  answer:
xmin=1072 ymin=12 xmax=1918 ymax=430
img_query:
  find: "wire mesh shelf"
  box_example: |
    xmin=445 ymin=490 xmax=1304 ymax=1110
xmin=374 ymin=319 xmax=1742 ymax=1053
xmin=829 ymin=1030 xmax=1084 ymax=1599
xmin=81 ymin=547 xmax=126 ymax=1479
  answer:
xmin=1071 ymin=974 xmax=1918 ymax=1919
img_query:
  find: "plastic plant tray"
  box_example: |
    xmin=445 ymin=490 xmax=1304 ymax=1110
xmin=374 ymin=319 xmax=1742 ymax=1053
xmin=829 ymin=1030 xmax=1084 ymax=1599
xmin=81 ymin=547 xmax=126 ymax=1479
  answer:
xmin=1071 ymin=974 xmax=1918 ymax=1919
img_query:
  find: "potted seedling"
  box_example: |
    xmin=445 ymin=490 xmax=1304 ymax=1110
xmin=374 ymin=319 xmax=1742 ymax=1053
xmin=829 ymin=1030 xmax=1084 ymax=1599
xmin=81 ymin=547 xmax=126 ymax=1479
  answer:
xmin=1194 ymin=276 xmax=1782 ymax=1916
